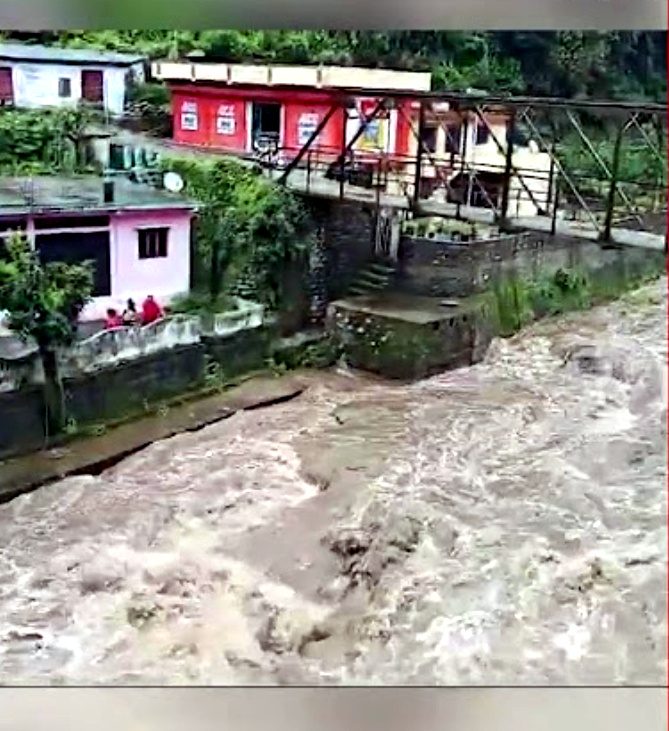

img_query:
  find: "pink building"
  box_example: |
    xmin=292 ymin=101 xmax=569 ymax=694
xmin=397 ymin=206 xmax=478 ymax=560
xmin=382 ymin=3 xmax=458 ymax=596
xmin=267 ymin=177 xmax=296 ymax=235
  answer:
xmin=0 ymin=176 xmax=196 ymax=322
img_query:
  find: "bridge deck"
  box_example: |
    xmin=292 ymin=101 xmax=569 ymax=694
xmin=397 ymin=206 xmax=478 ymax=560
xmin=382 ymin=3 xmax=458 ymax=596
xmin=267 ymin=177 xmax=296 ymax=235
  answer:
xmin=267 ymin=168 xmax=666 ymax=252
xmin=97 ymin=130 xmax=665 ymax=252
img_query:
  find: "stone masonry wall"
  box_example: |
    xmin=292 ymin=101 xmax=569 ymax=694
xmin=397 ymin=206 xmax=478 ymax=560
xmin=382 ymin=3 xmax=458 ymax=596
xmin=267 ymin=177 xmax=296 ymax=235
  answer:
xmin=397 ymin=232 xmax=666 ymax=299
xmin=307 ymin=199 xmax=376 ymax=317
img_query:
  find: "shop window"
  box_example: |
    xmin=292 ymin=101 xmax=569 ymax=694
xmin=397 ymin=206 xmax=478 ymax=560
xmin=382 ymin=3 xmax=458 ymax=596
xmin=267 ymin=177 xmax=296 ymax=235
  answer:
xmin=445 ymin=125 xmax=462 ymax=155
xmin=252 ymin=101 xmax=281 ymax=149
xmin=181 ymin=101 xmax=198 ymax=131
xmin=216 ymin=104 xmax=236 ymax=135
xmin=476 ymin=123 xmax=490 ymax=145
xmin=421 ymin=125 xmax=438 ymax=154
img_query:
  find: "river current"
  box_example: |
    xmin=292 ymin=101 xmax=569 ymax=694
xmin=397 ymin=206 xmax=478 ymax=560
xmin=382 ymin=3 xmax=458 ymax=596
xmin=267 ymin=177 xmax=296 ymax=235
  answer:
xmin=0 ymin=279 xmax=666 ymax=685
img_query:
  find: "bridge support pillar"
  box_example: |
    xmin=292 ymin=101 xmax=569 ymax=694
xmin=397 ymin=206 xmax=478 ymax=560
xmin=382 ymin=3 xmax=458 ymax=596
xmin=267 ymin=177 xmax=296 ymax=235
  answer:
xmin=373 ymin=207 xmax=403 ymax=261
xmin=497 ymin=112 xmax=516 ymax=232
xmin=601 ymin=121 xmax=626 ymax=244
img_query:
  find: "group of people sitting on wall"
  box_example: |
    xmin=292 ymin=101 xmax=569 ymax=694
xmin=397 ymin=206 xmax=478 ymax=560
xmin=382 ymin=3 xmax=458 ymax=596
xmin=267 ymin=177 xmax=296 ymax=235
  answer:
xmin=104 ymin=295 xmax=165 ymax=330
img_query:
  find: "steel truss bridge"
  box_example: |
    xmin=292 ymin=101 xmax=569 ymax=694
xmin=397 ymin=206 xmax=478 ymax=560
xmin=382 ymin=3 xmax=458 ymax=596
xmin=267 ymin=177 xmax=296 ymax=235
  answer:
xmin=255 ymin=89 xmax=667 ymax=251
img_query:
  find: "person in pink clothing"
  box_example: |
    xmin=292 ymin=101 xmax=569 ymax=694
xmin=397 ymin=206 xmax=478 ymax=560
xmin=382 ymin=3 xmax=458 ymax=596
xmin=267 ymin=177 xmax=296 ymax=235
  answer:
xmin=141 ymin=295 xmax=163 ymax=325
xmin=104 ymin=308 xmax=123 ymax=329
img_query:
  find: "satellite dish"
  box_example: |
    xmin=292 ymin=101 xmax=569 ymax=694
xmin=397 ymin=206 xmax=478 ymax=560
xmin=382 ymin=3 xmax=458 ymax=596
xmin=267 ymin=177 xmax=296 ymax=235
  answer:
xmin=163 ymin=172 xmax=184 ymax=193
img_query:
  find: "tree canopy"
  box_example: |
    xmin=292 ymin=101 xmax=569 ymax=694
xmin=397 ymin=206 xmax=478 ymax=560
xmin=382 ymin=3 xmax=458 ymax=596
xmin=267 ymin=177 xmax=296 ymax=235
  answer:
xmin=0 ymin=234 xmax=94 ymax=434
xmin=161 ymin=157 xmax=314 ymax=310
xmin=0 ymin=234 xmax=93 ymax=349
xmin=3 ymin=31 xmax=666 ymax=101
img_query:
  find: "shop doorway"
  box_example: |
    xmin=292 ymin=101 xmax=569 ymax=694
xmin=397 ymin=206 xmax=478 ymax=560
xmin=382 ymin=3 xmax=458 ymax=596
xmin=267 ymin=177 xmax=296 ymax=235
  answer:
xmin=251 ymin=102 xmax=281 ymax=152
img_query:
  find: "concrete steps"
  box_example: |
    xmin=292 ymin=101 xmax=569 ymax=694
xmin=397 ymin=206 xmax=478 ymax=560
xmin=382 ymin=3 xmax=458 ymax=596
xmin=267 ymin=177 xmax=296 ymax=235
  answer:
xmin=346 ymin=260 xmax=397 ymax=298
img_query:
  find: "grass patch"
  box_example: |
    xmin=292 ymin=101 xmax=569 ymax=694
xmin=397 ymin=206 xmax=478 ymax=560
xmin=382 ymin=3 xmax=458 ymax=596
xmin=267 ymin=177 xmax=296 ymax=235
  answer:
xmin=169 ymin=291 xmax=240 ymax=316
xmin=488 ymin=263 xmax=664 ymax=338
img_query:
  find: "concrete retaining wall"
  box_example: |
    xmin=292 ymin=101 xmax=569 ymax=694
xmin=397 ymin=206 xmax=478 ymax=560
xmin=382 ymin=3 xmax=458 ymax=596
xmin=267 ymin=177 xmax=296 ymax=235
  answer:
xmin=307 ymin=199 xmax=376 ymax=319
xmin=63 ymin=344 xmax=207 ymax=427
xmin=330 ymin=231 xmax=666 ymax=380
xmin=328 ymin=296 xmax=495 ymax=380
xmin=0 ymin=386 xmax=46 ymax=458
xmin=0 ymin=317 xmax=273 ymax=461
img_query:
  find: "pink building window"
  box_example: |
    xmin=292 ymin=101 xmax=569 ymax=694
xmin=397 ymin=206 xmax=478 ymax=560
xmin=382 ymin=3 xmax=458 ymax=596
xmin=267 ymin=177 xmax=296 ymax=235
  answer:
xmin=138 ymin=228 xmax=169 ymax=259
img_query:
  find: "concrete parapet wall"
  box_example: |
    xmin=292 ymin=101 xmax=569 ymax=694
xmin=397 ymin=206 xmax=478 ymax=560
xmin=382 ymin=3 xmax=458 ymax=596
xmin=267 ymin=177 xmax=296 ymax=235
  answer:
xmin=212 ymin=300 xmax=264 ymax=338
xmin=0 ymin=356 xmax=42 ymax=393
xmin=62 ymin=315 xmax=202 ymax=374
xmin=0 ymin=298 xmax=266 ymax=391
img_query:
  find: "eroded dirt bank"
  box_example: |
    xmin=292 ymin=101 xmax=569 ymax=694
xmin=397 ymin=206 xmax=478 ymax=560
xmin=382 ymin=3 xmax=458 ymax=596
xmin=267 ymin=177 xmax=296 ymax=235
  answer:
xmin=0 ymin=280 xmax=666 ymax=684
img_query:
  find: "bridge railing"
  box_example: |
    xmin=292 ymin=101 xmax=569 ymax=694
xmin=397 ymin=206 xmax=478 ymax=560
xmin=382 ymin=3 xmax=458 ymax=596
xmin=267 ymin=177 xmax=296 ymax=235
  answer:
xmin=265 ymin=136 xmax=666 ymax=241
xmin=269 ymin=144 xmax=560 ymax=220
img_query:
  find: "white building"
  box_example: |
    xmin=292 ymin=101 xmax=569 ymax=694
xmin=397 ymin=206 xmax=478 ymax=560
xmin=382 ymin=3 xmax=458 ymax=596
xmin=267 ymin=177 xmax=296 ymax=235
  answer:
xmin=401 ymin=104 xmax=554 ymax=218
xmin=0 ymin=43 xmax=145 ymax=117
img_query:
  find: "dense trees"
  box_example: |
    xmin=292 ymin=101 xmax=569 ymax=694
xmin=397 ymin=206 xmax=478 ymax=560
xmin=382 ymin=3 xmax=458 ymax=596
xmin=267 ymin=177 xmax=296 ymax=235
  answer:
xmin=3 ymin=31 xmax=666 ymax=101
xmin=161 ymin=157 xmax=314 ymax=312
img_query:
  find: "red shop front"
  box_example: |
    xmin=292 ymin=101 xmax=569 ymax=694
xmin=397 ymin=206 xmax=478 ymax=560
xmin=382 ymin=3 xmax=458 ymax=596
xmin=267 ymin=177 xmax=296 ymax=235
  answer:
xmin=169 ymin=83 xmax=349 ymax=158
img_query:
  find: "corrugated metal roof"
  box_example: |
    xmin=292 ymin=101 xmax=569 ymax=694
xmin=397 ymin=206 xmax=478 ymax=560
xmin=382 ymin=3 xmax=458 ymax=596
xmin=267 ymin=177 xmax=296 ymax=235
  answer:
xmin=0 ymin=43 xmax=145 ymax=66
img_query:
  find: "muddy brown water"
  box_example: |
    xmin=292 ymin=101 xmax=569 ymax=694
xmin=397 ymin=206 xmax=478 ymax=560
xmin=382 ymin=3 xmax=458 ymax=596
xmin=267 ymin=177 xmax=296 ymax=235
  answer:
xmin=0 ymin=280 xmax=666 ymax=685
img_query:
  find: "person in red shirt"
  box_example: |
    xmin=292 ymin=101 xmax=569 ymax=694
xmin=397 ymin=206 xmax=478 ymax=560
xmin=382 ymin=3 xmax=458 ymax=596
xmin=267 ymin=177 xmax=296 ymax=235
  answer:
xmin=104 ymin=308 xmax=123 ymax=329
xmin=141 ymin=295 xmax=163 ymax=325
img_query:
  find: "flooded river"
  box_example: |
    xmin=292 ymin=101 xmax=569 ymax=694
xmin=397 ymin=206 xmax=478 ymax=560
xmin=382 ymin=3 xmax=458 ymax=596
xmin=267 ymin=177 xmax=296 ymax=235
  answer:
xmin=0 ymin=280 xmax=666 ymax=685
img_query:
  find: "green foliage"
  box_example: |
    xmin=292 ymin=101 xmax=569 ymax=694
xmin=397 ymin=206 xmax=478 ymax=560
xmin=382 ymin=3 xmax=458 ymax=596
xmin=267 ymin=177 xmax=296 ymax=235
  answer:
xmin=0 ymin=107 xmax=95 ymax=175
xmin=268 ymin=336 xmax=341 ymax=371
xmin=169 ymin=291 xmax=238 ymax=316
xmin=492 ymin=31 xmax=666 ymax=100
xmin=555 ymin=121 xmax=667 ymax=204
xmin=490 ymin=278 xmax=534 ymax=336
xmin=433 ymin=51 xmax=524 ymax=94
xmin=161 ymin=155 xmax=315 ymax=311
xmin=125 ymin=80 xmax=172 ymax=135
xmin=203 ymin=355 xmax=226 ymax=389
xmin=489 ymin=266 xmax=638 ymax=337
xmin=0 ymin=234 xmax=93 ymax=435
xmin=7 ymin=31 xmax=664 ymax=102
xmin=0 ymin=234 xmax=93 ymax=348
xmin=126 ymin=80 xmax=170 ymax=109
xmin=530 ymin=268 xmax=592 ymax=317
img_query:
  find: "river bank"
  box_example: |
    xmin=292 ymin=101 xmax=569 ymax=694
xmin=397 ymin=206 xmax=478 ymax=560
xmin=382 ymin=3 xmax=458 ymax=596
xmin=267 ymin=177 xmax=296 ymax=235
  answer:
xmin=0 ymin=373 xmax=309 ymax=503
xmin=0 ymin=278 xmax=665 ymax=684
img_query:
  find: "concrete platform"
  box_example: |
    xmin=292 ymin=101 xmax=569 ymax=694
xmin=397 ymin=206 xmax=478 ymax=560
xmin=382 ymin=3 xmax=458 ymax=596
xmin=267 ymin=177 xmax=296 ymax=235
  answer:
xmin=330 ymin=291 xmax=481 ymax=325
xmin=327 ymin=291 xmax=494 ymax=380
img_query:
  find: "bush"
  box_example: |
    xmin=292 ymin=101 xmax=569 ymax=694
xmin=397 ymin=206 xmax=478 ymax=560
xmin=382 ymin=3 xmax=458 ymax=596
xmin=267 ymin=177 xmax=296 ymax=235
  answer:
xmin=169 ymin=291 xmax=239 ymax=316
xmin=160 ymin=155 xmax=316 ymax=313
xmin=0 ymin=107 xmax=94 ymax=175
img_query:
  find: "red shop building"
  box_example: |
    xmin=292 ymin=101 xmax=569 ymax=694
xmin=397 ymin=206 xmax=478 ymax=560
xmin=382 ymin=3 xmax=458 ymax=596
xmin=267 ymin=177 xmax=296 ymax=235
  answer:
xmin=151 ymin=62 xmax=432 ymax=163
